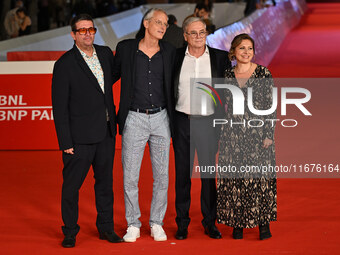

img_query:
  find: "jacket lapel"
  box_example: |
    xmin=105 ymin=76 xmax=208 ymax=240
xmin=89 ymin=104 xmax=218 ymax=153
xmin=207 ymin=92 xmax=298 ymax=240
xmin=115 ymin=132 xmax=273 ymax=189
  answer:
xmin=73 ymin=44 xmax=102 ymax=93
xmin=160 ymin=41 xmax=170 ymax=92
xmin=130 ymin=39 xmax=140 ymax=90
xmin=174 ymin=46 xmax=186 ymax=102
xmin=208 ymin=46 xmax=218 ymax=78
xmin=95 ymin=45 xmax=109 ymax=93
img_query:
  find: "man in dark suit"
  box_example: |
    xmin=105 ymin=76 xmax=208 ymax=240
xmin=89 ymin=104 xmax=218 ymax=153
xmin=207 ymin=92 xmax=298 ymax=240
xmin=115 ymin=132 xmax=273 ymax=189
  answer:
xmin=112 ymin=8 xmax=175 ymax=242
xmin=172 ymin=17 xmax=231 ymax=240
xmin=162 ymin=14 xmax=185 ymax=48
xmin=52 ymin=14 xmax=123 ymax=248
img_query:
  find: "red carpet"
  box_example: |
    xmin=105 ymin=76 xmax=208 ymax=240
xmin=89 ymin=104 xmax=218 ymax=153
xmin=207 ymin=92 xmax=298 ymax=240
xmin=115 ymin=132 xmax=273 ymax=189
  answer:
xmin=1 ymin=3 xmax=340 ymax=255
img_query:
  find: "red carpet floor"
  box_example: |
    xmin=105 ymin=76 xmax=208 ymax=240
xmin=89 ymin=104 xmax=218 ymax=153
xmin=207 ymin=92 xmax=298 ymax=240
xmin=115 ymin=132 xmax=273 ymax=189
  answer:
xmin=1 ymin=3 xmax=340 ymax=255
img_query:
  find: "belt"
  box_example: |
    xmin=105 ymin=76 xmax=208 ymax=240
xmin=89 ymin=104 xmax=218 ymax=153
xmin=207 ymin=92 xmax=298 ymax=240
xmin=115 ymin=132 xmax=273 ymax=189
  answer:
xmin=130 ymin=106 xmax=165 ymax=115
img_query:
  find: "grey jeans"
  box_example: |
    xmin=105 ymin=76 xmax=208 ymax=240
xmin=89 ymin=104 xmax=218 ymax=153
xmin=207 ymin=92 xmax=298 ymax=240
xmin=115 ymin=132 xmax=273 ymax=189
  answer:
xmin=122 ymin=109 xmax=170 ymax=227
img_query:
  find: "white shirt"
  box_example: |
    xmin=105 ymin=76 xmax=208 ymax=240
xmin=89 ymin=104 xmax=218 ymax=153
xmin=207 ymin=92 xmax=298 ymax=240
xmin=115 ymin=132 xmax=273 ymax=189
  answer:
xmin=176 ymin=46 xmax=214 ymax=115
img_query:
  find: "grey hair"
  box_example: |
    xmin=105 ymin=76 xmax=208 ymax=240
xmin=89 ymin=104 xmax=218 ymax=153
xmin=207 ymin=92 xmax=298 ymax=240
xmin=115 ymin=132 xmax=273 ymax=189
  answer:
xmin=182 ymin=17 xmax=206 ymax=33
xmin=143 ymin=8 xmax=168 ymax=21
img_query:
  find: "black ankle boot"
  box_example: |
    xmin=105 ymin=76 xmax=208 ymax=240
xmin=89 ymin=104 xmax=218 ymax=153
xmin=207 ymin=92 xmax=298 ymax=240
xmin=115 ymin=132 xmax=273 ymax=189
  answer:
xmin=259 ymin=223 xmax=272 ymax=240
xmin=232 ymin=227 xmax=243 ymax=239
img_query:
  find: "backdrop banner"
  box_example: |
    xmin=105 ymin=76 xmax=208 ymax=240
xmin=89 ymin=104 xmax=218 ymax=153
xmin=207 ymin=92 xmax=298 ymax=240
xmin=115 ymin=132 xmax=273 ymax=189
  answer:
xmin=0 ymin=61 xmax=122 ymax=150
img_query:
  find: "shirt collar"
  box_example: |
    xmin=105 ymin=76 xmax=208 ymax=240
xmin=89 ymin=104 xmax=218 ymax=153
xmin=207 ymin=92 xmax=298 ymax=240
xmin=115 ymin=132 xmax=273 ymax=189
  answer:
xmin=136 ymin=38 xmax=163 ymax=52
xmin=185 ymin=45 xmax=209 ymax=58
xmin=76 ymin=45 xmax=96 ymax=58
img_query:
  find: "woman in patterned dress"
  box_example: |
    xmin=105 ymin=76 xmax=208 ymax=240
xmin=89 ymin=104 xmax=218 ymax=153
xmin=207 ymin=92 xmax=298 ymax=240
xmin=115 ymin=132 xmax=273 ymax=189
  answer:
xmin=216 ymin=34 xmax=277 ymax=240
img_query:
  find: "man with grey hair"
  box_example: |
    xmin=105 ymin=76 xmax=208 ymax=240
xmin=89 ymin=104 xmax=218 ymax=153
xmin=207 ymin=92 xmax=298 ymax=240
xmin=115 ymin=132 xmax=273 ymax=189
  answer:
xmin=112 ymin=8 xmax=175 ymax=242
xmin=172 ymin=17 xmax=231 ymax=240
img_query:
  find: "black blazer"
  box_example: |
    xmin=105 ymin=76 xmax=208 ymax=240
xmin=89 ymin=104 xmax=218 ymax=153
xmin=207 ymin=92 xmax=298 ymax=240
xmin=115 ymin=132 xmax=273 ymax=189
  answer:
xmin=172 ymin=45 xmax=231 ymax=144
xmin=112 ymin=39 xmax=176 ymax=136
xmin=162 ymin=24 xmax=185 ymax=49
xmin=52 ymin=44 xmax=117 ymax=150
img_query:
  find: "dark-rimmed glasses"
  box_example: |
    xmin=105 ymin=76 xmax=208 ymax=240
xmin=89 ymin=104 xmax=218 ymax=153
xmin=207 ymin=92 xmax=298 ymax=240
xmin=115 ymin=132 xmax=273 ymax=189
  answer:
xmin=185 ymin=30 xmax=207 ymax=38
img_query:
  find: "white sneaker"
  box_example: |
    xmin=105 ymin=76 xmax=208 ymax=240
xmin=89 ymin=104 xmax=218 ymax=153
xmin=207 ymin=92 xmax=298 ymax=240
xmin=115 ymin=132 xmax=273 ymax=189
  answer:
xmin=123 ymin=226 xmax=140 ymax=242
xmin=151 ymin=224 xmax=167 ymax=241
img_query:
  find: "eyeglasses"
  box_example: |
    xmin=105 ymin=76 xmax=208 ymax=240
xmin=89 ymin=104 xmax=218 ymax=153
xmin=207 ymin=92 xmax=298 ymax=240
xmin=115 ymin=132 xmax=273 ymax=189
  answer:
xmin=186 ymin=30 xmax=207 ymax=38
xmin=73 ymin=27 xmax=97 ymax=35
xmin=150 ymin=19 xmax=169 ymax=28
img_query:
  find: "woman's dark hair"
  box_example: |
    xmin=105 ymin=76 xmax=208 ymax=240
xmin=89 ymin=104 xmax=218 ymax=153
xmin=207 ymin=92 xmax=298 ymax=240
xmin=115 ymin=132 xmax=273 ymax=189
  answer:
xmin=229 ymin=33 xmax=255 ymax=61
xmin=70 ymin=13 xmax=94 ymax=32
xmin=197 ymin=0 xmax=213 ymax=12
xmin=168 ymin=14 xmax=177 ymax=25
xmin=135 ymin=8 xmax=153 ymax=39
xmin=16 ymin=7 xmax=28 ymax=16
xmin=135 ymin=9 xmax=151 ymax=39
xmin=195 ymin=3 xmax=208 ymax=12
xmin=135 ymin=19 xmax=146 ymax=39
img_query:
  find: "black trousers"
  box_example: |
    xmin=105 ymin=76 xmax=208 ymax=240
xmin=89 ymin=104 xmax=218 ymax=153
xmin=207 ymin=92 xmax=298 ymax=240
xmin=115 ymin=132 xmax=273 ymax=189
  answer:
xmin=61 ymin=125 xmax=115 ymax=236
xmin=173 ymin=111 xmax=217 ymax=229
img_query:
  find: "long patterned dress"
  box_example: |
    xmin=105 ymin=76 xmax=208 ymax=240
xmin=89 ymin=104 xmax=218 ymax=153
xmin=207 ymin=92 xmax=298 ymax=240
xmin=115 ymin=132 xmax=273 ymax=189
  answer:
xmin=216 ymin=65 xmax=277 ymax=228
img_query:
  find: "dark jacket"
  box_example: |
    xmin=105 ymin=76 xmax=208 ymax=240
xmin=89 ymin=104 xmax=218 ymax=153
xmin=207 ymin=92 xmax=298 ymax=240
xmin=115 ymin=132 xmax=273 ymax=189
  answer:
xmin=112 ymin=39 xmax=176 ymax=136
xmin=52 ymin=44 xmax=117 ymax=150
xmin=172 ymin=45 xmax=231 ymax=145
xmin=162 ymin=24 xmax=185 ymax=49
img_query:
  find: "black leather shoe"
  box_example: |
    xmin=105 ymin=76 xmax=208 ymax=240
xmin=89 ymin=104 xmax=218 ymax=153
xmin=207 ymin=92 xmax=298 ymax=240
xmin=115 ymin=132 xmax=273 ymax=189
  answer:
xmin=232 ymin=227 xmax=243 ymax=239
xmin=99 ymin=231 xmax=124 ymax=243
xmin=62 ymin=235 xmax=76 ymax=248
xmin=259 ymin=224 xmax=272 ymax=240
xmin=204 ymin=225 xmax=222 ymax=239
xmin=175 ymin=228 xmax=188 ymax=240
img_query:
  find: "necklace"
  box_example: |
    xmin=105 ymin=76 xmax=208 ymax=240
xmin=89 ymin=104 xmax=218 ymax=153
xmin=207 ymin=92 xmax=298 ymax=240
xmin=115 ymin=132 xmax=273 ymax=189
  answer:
xmin=235 ymin=63 xmax=253 ymax=74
